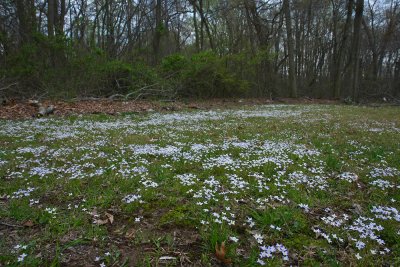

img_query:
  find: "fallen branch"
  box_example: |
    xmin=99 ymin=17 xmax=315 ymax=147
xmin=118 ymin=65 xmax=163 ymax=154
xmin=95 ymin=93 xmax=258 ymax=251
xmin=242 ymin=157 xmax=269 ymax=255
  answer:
xmin=0 ymin=221 xmax=23 ymax=228
xmin=125 ymin=83 xmax=161 ymax=100
xmin=0 ymin=82 xmax=18 ymax=91
xmin=107 ymin=94 xmax=126 ymax=100
xmin=72 ymin=97 xmax=103 ymax=101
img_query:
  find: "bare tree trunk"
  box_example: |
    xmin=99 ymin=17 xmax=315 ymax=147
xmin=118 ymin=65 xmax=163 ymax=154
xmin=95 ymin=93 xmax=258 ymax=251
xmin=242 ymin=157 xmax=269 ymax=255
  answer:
xmin=332 ymin=0 xmax=353 ymax=99
xmin=16 ymin=0 xmax=36 ymax=43
xmin=244 ymin=0 xmax=267 ymax=46
xmin=127 ymin=0 xmax=133 ymax=47
xmin=350 ymin=0 xmax=364 ymax=101
xmin=243 ymin=1 xmax=256 ymax=54
xmin=47 ymin=0 xmax=55 ymax=38
xmin=283 ymin=0 xmax=297 ymax=98
xmin=193 ymin=3 xmax=200 ymax=52
xmin=56 ymin=0 xmax=66 ymax=36
xmin=362 ymin=18 xmax=378 ymax=80
xmin=190 ymin=0 xmax=214 ymax=50
xmin=377 ymin=4 xmax=397 ymax=78
xmin=153 ymin=0 xmax=162 ymax=63
xmin=199 ymin=0 xmax=204 ymax=50
xmin=394 ymin=60 xmax=400 ymax=97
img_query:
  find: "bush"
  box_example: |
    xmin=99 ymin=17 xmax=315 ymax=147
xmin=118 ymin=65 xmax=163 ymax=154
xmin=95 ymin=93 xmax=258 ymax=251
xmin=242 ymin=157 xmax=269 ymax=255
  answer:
xmin=130 ymin=63 xmax=160 ymax=89
xmin=161 ymin=54 xmax=188 ymax=76
xmin=181 ymin=51 xmax=249 ymax=98
xmin=160 ymin=52 xmax=249 ymax=99
xmin=97 ymin=60 xmax=133 ymax=93
xmin=3 ymin=34 xmax=63 ymax=95
xmin=2 ymin=38 xmax=250 ymax=99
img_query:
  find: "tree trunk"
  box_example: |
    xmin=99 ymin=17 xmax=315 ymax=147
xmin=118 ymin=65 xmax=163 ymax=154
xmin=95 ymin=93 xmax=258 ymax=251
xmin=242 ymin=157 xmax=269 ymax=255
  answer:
xmin=193 ymin=4 xmax=200 ymax=52
xmin=244 ymin=0 xmax=267 ymax=46
xmin=56 ymin=0 xmax=66 ymax=36
xmin=190 ymin=0 xmax=214 ymax=50
xmin=16 ymin=0 xmax=36 ymax=44
xmin=350 ymin=0 xmax=364 ymax=101
xmin=153 ymin=0 xmax=162 ymax=63
xmin=394 ymin=60 xmax=400 ymax=97
xmin=332 ymin=0 xmax=353 ymax=99
xmin=283 ymin=0 xmax=297 ymax=98
xmin=47 ymin=0 xmax=55 ymax=38
xmin=199 ymin=0 xmax=204 ymax=49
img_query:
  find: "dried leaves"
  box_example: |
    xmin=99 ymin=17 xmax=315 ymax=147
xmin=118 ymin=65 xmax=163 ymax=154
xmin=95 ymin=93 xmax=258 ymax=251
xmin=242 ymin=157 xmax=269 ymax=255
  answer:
xmin=0 ymin=98 xmax=327 ymax=119
xmin=125 ymin=228 xmax=136 ymax=239
xmin=215 ymin=241 xmax=232 ymax=265
xmin=93 ymin=212 xmax=114 ymax=225
xmin=23 ymin=220 xmax=34 ymax=227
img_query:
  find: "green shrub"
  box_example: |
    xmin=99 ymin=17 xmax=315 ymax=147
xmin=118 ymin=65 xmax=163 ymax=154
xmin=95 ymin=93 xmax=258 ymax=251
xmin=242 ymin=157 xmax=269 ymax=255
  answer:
xmin=97 ymin=60 xmax=133 ymax=93
xmin=130 ymin=62 xmax=160 ymax=89
xmin=181 ymin=51 xmax=249 ymax=98
xmin=2 ymin=39 xmax=250 ymax=99
xmin=161 ymin=54 xmax=188 ymax=75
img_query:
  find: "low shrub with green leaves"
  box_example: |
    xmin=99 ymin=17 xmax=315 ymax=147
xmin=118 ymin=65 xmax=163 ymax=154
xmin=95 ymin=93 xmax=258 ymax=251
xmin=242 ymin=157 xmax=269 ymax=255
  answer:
xmin=2 ymin=36 xmax=254 ymax=99
xmin=180 ymin=51 xmax=250 ymax=98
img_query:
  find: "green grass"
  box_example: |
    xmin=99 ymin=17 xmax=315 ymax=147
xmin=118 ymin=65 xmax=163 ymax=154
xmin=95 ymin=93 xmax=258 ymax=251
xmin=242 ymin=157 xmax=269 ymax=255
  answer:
xmin=0 ymin=104 xmax=399 ymax=266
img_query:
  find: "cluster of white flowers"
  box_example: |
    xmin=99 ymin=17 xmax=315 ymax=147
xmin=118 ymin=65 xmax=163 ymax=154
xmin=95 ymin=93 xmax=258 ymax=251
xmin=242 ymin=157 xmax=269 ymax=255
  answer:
xmin=122 ymin=194 xmax=143 ymax=204
xmin=18 ymin=253 xmax=27 ymax=262
xmin=29 ymin=166 xmax=54 ymax=178
xmin=227 ymin=174 xmax=249 ymax=190
xmin=229 ymin=236 xmax=239 ymax=243
xmin=269 ymin=224 xmax=282 ymax=231
xmin=175 ymin=173 xmax=198 ymax=186
xmin=140 ymin=178 xmax=158 ymax=188
xmin=13 ymin=244 xmax=28 ymax=262
xmin=355 ymin=240 xmax=366 ymax=250
xmin=29 ymin=199 xmax=39 ymax=206
xmin=257 ymin=243 xmax=289 ymax=265
xmin=129 ymin=144 xmax=181 ymax=158
xmin=16 ymin=146 xmax=47 ymax=155
xmin=45 ymin=207 xmax=57 ymax=214
xmin=298 ymin=203 xmax=310 ymax=213
xmin=321 ymin=213 xmax=349 ymax=227
xmin=338 ymin=172 xmax=358 ymax=182
xmin=286 ymin=171 xmax=328 ymax=190
xmin=192 ymin=176 xmax=221 ymax=206
xmin=203 ymin=154 xmax=236 ymax=170
xmin=246 ymin=217 xmax=256 ymax=228
xmin=371 ymin=206 xmax=400 ymax=221
xmin=255 ymin=195 xmax=290 ymax=209
xmin=211 ymin=211 xmax=235 ymax=225
xmin=292 ymin=147 xmax=321 ymax=158
xmin=312 ymin=227 xmax=344 ymax=244
xmin=249 ymin=173 xmax=271 ymax=192
xmin=253 ymin=232 xmax=264 ymax=244
xmin=347 ymin=217 xmax=385 ymax=244
xmin=14 ymin=244 xmax=28 ymax=251
xmin=67 ymin=198 xmax=87 ymax=211
xmin=370 ymin=179 xmax=394 ymax=190
xmin=94 ymin=250 xmax=114 ymax=267
xmin=131 ymin=166 xmax=149 ymax=175
xmin=369 ymin=167 xmax=399 ymax=178
xmin=134 ymin=216 xmax=143 ymax=222
xmin=9 ymin=187 xmax=36 ymax=199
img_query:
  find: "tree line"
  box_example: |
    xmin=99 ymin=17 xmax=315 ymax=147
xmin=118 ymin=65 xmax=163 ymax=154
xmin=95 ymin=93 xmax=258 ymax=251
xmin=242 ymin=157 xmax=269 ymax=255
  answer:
xmin=0 ymin=0 xmax=399 ymax=101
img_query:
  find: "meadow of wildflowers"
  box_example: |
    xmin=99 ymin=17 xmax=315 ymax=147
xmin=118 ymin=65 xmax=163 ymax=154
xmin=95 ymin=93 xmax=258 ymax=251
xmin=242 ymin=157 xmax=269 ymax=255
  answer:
xmin=0 ymin=104 xmax=399 ymax=266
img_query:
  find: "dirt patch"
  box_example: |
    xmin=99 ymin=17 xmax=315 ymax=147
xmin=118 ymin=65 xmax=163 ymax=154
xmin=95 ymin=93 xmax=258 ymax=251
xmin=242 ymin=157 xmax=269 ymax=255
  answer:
xmin=0 ymin=98 xmax=339 ymax=120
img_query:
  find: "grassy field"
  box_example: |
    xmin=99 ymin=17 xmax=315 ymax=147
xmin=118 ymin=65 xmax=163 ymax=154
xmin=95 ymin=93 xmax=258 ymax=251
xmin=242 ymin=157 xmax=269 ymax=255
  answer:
xmin=0 ymin=104 xmax=399 ymax=266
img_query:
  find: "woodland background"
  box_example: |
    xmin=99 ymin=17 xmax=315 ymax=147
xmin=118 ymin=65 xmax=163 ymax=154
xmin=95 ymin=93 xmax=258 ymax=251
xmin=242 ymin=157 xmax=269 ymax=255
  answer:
xmin=0 ymin=0 xmax=399 ymax=101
